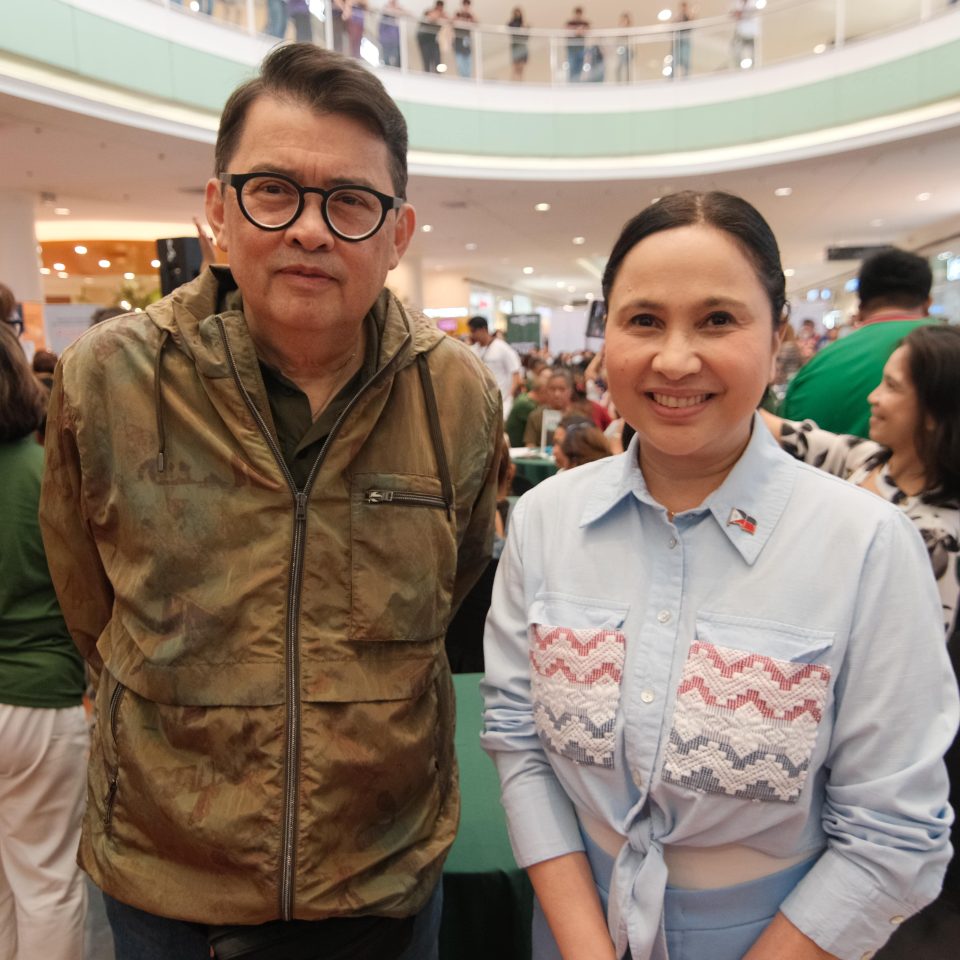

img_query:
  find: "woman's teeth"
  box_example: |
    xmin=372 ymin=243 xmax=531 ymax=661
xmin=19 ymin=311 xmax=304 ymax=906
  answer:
xmin=652 ymin=393 xmax=708 ymax=408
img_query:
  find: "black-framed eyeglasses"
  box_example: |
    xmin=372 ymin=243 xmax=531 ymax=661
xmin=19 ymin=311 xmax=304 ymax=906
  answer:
xmin=219 ymin=172 xmax=404 ymax=242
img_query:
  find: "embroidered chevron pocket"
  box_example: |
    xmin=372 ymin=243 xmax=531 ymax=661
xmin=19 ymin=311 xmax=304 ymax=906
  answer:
xmin=530 ymin=624 xmax=626 ymax=769
xmin=661 ymin=640 xmax=831 ymax=802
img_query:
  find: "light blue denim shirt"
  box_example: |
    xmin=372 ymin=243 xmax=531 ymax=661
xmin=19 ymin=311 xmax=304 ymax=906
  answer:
xmin=481 ymin=417 xmax=957 ymax=960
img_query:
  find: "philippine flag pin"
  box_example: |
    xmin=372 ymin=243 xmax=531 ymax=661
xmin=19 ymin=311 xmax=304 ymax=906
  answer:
xmin=727 ymin=508 xmax=757 ymax=535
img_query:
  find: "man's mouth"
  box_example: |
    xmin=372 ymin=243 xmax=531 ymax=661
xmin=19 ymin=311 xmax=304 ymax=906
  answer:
xmin=280 ymin=265 xmax=334 ymax=280
xmin=650 ymin=392 xmax=710 ymax=408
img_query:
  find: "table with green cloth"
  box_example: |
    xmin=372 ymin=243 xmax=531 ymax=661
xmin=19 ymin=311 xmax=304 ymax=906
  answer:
xmin=439 ymin=673 xmax=533 ymax=960
xmin=511 ymin=453 xmax=558 ymax=489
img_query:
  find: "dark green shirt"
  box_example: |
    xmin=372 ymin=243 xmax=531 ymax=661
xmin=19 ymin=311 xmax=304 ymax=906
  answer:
xmin=255 ymin=312 xmax=382 ymax=490
xmin=0 ymin=438 xmax=85 ymax=708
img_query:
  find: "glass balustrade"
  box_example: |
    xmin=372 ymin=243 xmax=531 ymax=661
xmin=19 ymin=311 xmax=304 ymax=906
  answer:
xmin=140 ymin=0 xmax=958 ymax=84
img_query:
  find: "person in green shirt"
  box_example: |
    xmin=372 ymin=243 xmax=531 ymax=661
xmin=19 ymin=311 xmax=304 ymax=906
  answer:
xmin=506 ymin=367 xmax=551 ymax=447
xmin=0 ymin=317 xmax=87 ymax=960
xmin=780 ymin=248 xmax=936 ymax=438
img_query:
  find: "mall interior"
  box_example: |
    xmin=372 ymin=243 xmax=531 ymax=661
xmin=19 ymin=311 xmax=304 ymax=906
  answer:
xmin=2 ymin=2 xmax=960 ymax=960
xmin=3 ymin=0 xmax=959 ymax=355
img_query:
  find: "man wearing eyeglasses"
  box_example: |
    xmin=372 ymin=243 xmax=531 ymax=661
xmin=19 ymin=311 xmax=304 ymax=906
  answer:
xmin=40 ymin=43 xmax=501 ymax=960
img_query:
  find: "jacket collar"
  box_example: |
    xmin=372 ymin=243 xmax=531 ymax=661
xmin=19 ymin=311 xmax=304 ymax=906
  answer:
xmin=580 ymin=414 xmax=796 ymax=565
xmin=146 ymin=266 xmax=443 ymax=378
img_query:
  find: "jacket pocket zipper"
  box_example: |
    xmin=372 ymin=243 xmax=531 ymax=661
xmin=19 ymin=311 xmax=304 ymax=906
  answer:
xmin=103 ymin=681 xmax=126 ymax=837
xmin=365 ymin=489 xmax=448 ymax=509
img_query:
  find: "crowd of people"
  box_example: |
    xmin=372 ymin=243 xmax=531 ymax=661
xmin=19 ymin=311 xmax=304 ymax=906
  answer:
xmin=2 ymin=38 xmax=959 ymax=960
xmin=229 ymin=1 xmax=770 ymax=81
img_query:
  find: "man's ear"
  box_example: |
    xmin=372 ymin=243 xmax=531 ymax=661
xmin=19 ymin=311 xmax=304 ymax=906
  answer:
xmin=204 ymin=178 xmax=229 ymax=253
xmin=388 ymin=203 xmax=416 ymax=270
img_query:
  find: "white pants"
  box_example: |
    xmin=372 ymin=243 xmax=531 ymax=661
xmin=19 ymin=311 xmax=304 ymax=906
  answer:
xmin=0 ymin=704 xmax=88 ymax=960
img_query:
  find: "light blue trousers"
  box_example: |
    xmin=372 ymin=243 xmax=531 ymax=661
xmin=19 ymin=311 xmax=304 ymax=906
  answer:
xmin=532 ymin=829 xmax=817 ymax=960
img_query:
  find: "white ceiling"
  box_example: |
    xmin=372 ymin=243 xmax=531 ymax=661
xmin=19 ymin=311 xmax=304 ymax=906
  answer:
xmin=3 ymin=83 xmax=960 ymax=307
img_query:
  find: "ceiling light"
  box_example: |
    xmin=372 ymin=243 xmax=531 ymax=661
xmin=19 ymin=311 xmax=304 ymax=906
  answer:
xmin=124 ymin=272 xmax=135 ymax=280
xmin=57 ymin=271 xmax=69 ymax=279
xmin=813 ymin=43 xmax=826 ymax=54
xmin=436 ymin=63 xmax=447 ymax=73
xmin=119 ymin=300 xmax=132 ymax=311
xmin=522 ymin=266 xmax=534 ymax=275
xmin=585 ymin=292 xmax=595 ymax=300
xmin=916 ymin=192 xmax=931 ymax=202
xmin=740 ymin=58 xmax=753 ymax=69
xmin=572 ymin=236 xmax=586 ymax=245
xmin=563 ymin=304 xmax=575 ymax=312
xmin=774 ymin=187 xmax=792 ymax=197
xmin=52 ymin=262 xmax=65 ymax=271
xmin=74 ymin=244 xmax=87 ymax=255
xmin=151 ymin=258 xmax=161 ymax=268
xmin=755 ymin=0 xmax=767 ymax=8
xmin=937 ymin=251 xmax=954 ymax=261
xmin=784 ymin=268 xmax=795 ymax=277
xmin=54 ymin=207 xmax=71 ymax=216
xmin=662 ymin=65 xmax=672 ymax=77
xmin=556 ymin=281 xmax=566 ymax=288
xmin=657 ymin=9 xmax=672 ymax=21
xmin=567 ymin=285 xmax=576 ymax=293
xmin=189 ymin=0 xmax=200 ymax=9
xmin=421 ymin=224 xmax=433 ymax=233
xmin=465 ymin=242 xmax=477 ymax=251
xmin=40 ymin=267 xmax=51 ymax=275
xmin=98 ymin=259 xmax=111 ymax=268
xmin=534 ymin=202 xmax=551 ymax=212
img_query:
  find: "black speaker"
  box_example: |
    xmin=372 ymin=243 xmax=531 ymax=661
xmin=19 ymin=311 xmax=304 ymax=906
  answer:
xmin=156 ymin=237 xmax=203 ymax=296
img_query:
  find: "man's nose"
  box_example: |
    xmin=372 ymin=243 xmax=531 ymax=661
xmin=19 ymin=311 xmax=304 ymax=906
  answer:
xmin=286 ymin=196 xmax=336 ymax=250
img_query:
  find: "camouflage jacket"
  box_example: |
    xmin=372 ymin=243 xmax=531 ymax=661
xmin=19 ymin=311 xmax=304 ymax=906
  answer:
xmin=39 ymin=268 xmax=501 ymax=924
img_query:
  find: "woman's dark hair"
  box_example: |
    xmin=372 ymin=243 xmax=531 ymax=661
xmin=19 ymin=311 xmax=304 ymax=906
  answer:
xmin=601 ymin=191 xmax=787 ymax=328
xmin=0 ymin=321 xmax=47 ymax=442
xmin=561 ymin=422 xmax=612 ymax=468
xmin=902 ymin=324 xmax=960 ymax=506
xmin=215 ymin=43 xmax=409 ymax=196
xmin=0 ymin=281 xmax=16 ymax=325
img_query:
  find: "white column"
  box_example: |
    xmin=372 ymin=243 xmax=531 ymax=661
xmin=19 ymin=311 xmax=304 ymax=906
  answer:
xmin=0 ymin=190 xmax=42 ymax=302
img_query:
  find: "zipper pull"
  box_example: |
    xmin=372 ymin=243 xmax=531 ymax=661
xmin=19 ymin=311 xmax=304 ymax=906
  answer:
xmin=365 ymin=489 xmax=394 ymax=504
xmin=295 ymin=491 xmax=308 ymax=520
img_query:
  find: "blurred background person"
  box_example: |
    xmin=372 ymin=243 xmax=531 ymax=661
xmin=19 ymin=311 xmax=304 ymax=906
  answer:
xmin=782 ymin=248 xmax=935 ymax=437
xmin=763 ymin=323 xmax=960 ymax=634
xmin=0 ymin=321 xmax=88 ymax=960
xmin=469 ymin=315 xmax=523 ymax=419
xmin=508 ymin=7 xmax=529 ymax=80
xmin=552 ymin=415 xmax=612 ymax=471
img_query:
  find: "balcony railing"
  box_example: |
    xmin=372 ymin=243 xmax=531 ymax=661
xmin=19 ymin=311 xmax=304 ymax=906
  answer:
xmin=152 ymin=0 xmax=957 ymax=85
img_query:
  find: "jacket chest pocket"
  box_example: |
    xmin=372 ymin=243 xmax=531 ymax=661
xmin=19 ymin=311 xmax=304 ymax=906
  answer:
xmin=528 ymin=593 xmax=630 ymax=770
xmin=661 ymin=614 xmax=834 ymax=803
xmin=349 ymin=472 xmax=457 ymax=642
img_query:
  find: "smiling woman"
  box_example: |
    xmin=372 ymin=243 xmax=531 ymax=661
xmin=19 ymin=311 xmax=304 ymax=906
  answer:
xmin=481 ymin=192 xmax=958 ymax=960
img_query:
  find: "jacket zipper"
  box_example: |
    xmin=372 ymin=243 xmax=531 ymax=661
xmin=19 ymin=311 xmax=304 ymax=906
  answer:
xmin=104 ymin=681 xmax=126 ymax=836
xmin=364 ymin=489 xmax=448 ymax=509
xmin=217 ymin=316 xmax=409 ymax=920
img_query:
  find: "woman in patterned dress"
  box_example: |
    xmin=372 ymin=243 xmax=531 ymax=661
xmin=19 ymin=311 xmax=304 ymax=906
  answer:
xmin=762 ymin=323 xmax=960 ymax=634
xmin=481 ymin=192 xmax=957 ymax=960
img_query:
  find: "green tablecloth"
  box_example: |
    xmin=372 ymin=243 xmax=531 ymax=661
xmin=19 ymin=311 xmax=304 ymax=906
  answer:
xmin=511 ymin=455 xmax=558 ymax=488
xmin=439 ymin=673 xmax=533 ymax=960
